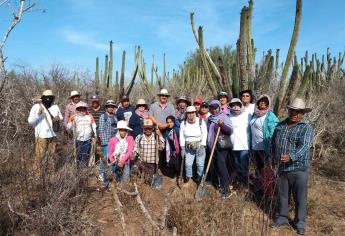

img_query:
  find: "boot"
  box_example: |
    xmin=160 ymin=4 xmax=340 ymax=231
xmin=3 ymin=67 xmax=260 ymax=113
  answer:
xmin=183 ymin=177 xmax=192 ymax=188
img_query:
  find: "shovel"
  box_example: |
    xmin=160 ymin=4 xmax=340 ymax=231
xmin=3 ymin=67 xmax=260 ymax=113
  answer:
xmin=151 ymin=131 xmax=163 ymax=189
xmin=195 ymin=127 xmax=221 ymax=200
xmin=177 ymin=151 xmax=185 ymax=188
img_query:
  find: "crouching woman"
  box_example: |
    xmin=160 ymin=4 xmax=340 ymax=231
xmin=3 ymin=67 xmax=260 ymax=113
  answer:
xmin=108 ymin=120 xmax=134 ymax=183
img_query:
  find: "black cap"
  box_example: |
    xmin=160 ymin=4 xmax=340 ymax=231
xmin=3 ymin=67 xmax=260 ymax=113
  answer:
xmin=200 ymin=101 xmax=209 ymax=107
xmin=120 ymin=95 xmax=130 ymax=102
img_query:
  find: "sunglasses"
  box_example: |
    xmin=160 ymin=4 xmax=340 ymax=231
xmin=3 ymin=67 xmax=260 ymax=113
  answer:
xmin=160 ymin=95 xmax=169 ymax=98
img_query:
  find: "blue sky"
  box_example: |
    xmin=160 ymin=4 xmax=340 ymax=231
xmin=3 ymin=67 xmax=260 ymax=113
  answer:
xmin=1 ymin=0 xmax=344 ymax=77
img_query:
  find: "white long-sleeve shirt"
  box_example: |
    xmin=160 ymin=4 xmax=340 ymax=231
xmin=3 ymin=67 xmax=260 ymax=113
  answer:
xmin=28 ymin=104 xmax=63 ymax=138
xmin=230 ymin=111 xmax=250 ymax=151
xmin=179 ymin=118 xmax=207 ymax=147
xmin=67 ymin=114 xmax=97 ymax=141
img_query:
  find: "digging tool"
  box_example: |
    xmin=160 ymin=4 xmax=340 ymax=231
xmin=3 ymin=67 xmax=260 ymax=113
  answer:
xmin=151 ymin=130 xmax=163 ymax=189
xmin=88 ymin=137 xmax=97 ymax=167
xmin=195 ymin=126 xmax=221 ymax=200
xmin=177 ymin=149 xmax=185 ymax=189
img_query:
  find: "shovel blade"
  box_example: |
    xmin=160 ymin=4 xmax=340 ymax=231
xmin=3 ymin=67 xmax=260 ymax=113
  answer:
xmin=151 ymin=174 xmax=163 ymax=189
xmin=195 ymin=184 xmax=208 ymax=200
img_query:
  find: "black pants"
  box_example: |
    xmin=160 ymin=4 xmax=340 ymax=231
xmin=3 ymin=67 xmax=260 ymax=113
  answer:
xmin=276 ymin=170 xmax=308 ymax=230
xmin=214 ymin=149 xmax=231 ymax=191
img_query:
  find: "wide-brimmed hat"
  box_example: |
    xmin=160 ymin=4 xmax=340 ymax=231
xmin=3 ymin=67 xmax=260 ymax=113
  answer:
xmin=42 ymin=90 xmax=54 ymax=97
xmin=186 ymin=106 xmax=196 ymax=113
xmin=70 ymin=91 xmax=80 ymax=98
xmin=136 ymin=99 xmax=148 ymax=107
xmin=115 ymin=120 xmax=133 ymax=131
xmin=157 ymin=89 xmax=170 ymax=97
xmin=76 ymin=101 xmax=88 ymax=109
xmin=105 ymin=99 xmax=117 ymax=107
xmin=176 ymin=95 xmax=190 ymax=105
xmin=287 ymin=98 xmax=312 ymax=113
xmin=143 ymin=119 xmax=154 ymax=127
xmin=229 ymin=98 xmax=243 ymax=107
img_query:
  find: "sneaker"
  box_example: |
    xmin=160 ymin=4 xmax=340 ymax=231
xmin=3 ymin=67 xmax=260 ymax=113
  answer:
xmin=222 ymin=191 xmax=233 ymax=199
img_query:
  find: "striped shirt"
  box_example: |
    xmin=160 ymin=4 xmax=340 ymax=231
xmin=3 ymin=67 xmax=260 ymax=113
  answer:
xmin=134 ymin=134 xmax=165 ymax=164
xmin=271 ymin=119 xmax=314 ymax=172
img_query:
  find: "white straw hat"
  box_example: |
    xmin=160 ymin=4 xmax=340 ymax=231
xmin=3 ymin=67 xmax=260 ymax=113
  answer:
xmin=42 ymin=90 xmax=54 ymax=96
xmin=157 ymin=89 xmax=170 ymax=97
xmin=186 ymin=106 xmax=196 ymax=113
xmin=70 ymin=90 xmax=80 ymax=98
xmin=287 ymin=98 xmax=312 ymax=113
xmin=115 ymin=120 xmax=133 ymax=131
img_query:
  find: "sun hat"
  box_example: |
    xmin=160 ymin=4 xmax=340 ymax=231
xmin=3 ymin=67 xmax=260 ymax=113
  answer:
xmin=76 ymin=101 xmax=88 ymax=109
xmin=105 ymin=99 xmax=117 ymax=107
xmin=186 ymin=106 xmax=196 ymax=113
xmin=115 ymin=120 xmax=133 ymax=131
xmin=70 ymin=91 xmax=80 ymax=98
xmin=157 ymin=89 xmax=170 ymax=97
xmin=193 ymin=98 xmax=204 ymax=104
xmin=143 ymin=119 xmax=154 ymax=127
xmin=176 ymin=95 xmax=189 ymax=103
xmin=229 ymin=98 xmax=243 ymax=105
xmin=90 ymin=95 xmax=100 ymax=102
xmin=42 ymin=90 xmax=54 ymax=97
xmin=136 ymin=99 xmax=148 ymax=107
xmin=287 ymin=98 xmax=312 ymax=113
xmin=209 ymin=100 xmax=221 ymax=108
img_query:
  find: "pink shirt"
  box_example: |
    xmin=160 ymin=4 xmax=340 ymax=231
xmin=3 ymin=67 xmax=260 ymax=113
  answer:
xmin=108 ymin=135 xmax=134 ymax=165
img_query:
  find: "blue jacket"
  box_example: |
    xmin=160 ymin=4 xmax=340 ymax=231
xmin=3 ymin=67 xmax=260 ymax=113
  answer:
xmin=250 ymin=110 xmax=279 ymax=155
xmin=128 ymin=112 xmax=144 ymax=138
xmin=116 ymin=106 xmax=135 ymax=122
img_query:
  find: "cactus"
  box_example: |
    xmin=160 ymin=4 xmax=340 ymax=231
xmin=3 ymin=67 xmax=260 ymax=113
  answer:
xmin=108 ymin=40 xmax=113 ymax=89
xmin=119 ymin=50 xmax=126 ymax=97
xmin=103 ymin=54 xmax=109 ymax=92
xmin=274 ymin=0 xmax=302 ymax=115
xmin=278 ymin=65 xmax=299 ymax=117
xmin=95 ymin=57 xmax=99 ymax=90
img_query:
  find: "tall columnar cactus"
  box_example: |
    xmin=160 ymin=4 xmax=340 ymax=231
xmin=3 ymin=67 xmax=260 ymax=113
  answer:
xmin=275 ymin=0 xmax=302 ymax=115
xmin=108 ymin=40 xmax=113 ymax=89
xmin=120 ymin=50 xmax=126 ymax=97
xmin=275 ymin=49 xmax=280 ymax=80
xmin=103 ymin=54 xmax=109 ymax=91
xmin=163 ymin=53 xmax=166 ymax=87
xmin=95 ymin=57 xmax=99 ymax=90
xmin=279 ymin=65 xmax=299 ymax=117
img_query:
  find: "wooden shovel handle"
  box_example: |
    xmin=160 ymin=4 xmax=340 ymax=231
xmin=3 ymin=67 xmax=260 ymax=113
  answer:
xmin=204 ymin=127 xmax=221 ymax=177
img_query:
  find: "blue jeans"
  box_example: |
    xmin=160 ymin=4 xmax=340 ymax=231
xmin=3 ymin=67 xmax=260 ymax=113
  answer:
xmin=76 ymin=140 xmax=91 ymax=168
xmin=99 ymin=145 xmax=108 ymax=175
xmin=110 ymin=162 xmax=130 ymax=183
xmin=185 ymin=146 xmax=206 ymax=178
xmin=233 ymin=150 xmax=249 ymax=185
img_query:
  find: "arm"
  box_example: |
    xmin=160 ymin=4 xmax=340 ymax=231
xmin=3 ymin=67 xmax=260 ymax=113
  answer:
xmin=201 ymin=120 xmax=207 ymax=146
xmin=98 ymin=114 xmax=105 ymax=143
xmin=90 ymin=115 xmax=97 ymax=137
xmin=108 ymin=138 xmax=116 ymax=162
xmin=289 ymin=125 xmax=314 ymax=161
xmin=28 ymin=104 xmax=43 ymax=126
xmin=179 ymin=121 xmax=186 ymax=147
xmin=267 ymin=112 xmax=280 ymax=139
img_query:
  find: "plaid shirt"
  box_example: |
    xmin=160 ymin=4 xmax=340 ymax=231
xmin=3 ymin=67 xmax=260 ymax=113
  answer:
xmin=134 ymin=134 xmax=165 ymax=164
xmin=271 ymin=119 xmax=314 ymax=172
xmin=98 ymin=113 xmax=117 ymax=145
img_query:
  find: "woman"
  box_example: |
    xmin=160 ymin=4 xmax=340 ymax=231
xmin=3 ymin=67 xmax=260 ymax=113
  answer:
xmin=207 ymin=100 xmax=232 ymax=199
xmin=164 ymin=115 xmax=181 ymax=180
xmin=180 ymin=106 xmax=207 ymax=187
xmin=229 ymin=98 xmax=250 ymax=188
xmin=218 ymin=91 xmax=230 ymax=115
xmin=67 ymin=101 xmax=97 ymax=168
xmin=240 ymin=90 xmax=255 ymax=117
xmin=108 ymin=120 xmax=134 ymax=182
xmin=128 ymin=99 xmax=150 ymax=138
xmin=250 ymin=95 xmax=279 ymax=175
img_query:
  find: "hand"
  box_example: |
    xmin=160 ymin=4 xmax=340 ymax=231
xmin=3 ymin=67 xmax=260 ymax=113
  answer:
xmin=38 ymin=106 xmax=44 ymax=115
xmin=155 ymin=128 xmax=162 ymax=136
xmin=218 ymin=119 xmax=224 ymax=125
xmin=158 ymin=123 xmax=167 ymax=130
xmin=117 ymin=162 xmax=124 ymax=168
xmin=53 ymin=116 xmax=60 ymax=122
xmin=280 ymin=154 xmax=290 ymax=163
xmin=69 ymin=115 xmax=76 ymax=123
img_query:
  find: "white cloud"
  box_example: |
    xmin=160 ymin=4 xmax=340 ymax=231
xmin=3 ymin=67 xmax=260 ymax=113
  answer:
xmin=59 ymin=28 xmax=108 ymax=50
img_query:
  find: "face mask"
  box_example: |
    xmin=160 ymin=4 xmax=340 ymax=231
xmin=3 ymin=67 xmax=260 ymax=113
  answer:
xmin=41 ymin=96 xmax=54 ymax=108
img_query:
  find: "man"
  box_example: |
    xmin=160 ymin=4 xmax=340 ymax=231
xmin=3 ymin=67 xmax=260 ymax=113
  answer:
xmin=199 ymin=101 xmax=210 ymax=123
xmin=218 ymin=91 xmax=230 ymax=115
xmin=193 ymin=98 xmax=204 ymax=112
xmin=270 ymin=98 xmax=314 ymax=235
xmin=149 ymin=89 xmax=175 ymax=131
xmin=116 ymin=95 xmax=135 ymax=124
xmin=175 ymin=95 xmax=190 ymax=122
xmin=133 ymin=119 xmax=165 ymax=183
xmin=28 ymin=90 xmax=63 ymax=177
xmin=64 ymin=90 xmax=81 ymax=127
xmin=98 ymin=100 xmax=118 ymax=185
xmin=88 ymin=94 xmax=103 ymax=127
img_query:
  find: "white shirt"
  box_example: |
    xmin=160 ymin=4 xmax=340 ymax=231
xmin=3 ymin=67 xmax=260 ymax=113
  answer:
xmin=250 ymin=114 xmax=266 ymax=150
xmin=179 ymin=118 xmax=207 ymax=147
xmin=28 ymin=104 xmax=63 ymax=138
xmin=230 ymin=112 xmax=250 ymax=151
xmin=67 ymin=114 xmax=97 ymax=141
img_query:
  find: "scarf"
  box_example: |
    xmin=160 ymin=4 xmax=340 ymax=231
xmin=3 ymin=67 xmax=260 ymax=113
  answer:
xmin=254 ymin=94 xmax=272 ymax=117
xmin=113 ymin=133 xmax=128 ymax=163
xmin=230 ymin=107 xmax=244 ymax=116
xmin=165 ymin=128 xmax=180 ymax=163
xmin=207 ymin=111 xmax=232 ymax=148
xmin=135 ymin=108 xmax=149 ymax=119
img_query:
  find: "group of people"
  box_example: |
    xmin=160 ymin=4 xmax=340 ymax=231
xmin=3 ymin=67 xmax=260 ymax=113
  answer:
xmin=28 ymin=88 xmax=314 ymax=235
